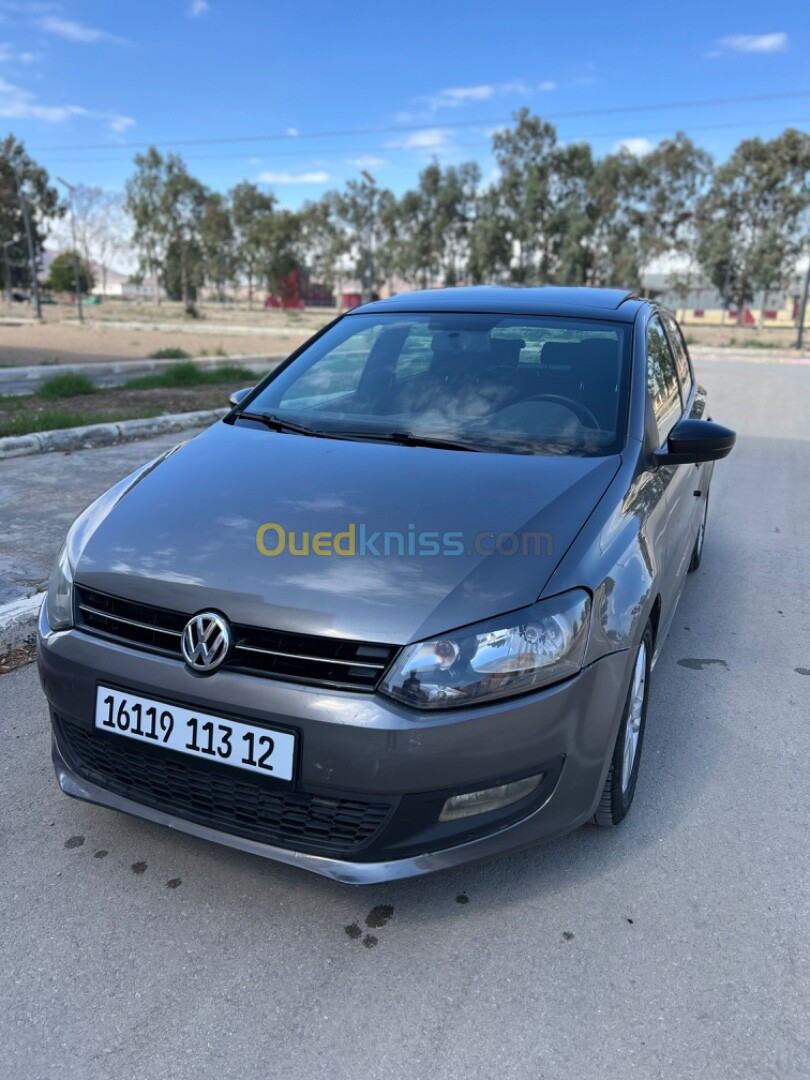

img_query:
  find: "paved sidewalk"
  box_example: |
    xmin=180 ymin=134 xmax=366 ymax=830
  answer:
xmin=0 ymin=426 xmax=208 ymax=606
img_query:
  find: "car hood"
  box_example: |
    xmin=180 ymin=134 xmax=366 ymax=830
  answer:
xmin=75 ymin=421 xmax=620 ymax=644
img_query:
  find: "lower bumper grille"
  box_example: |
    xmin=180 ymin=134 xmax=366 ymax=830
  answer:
xmin=54 ymin=715 xmax=394 ymax=857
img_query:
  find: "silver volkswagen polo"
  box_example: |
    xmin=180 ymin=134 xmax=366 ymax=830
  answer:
xmin=37 ymin=287 xmax=735 ymax=882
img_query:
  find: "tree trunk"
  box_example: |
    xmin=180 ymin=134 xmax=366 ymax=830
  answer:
xmin=180 ymin=244 xmax=189 ymax=307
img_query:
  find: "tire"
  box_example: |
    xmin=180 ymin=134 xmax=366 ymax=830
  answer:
xmin=593 ymin=622 xmax=653 ymax=827
xmin=688 ymin=492 xmax=709 ymax=572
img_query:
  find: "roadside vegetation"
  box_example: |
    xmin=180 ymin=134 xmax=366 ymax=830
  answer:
xmin=36 ymin=372 xmax=97 ymax=399
xmin=147 ymin=347 xmax=191 ymax=360
xmin=126 ymin=362 xmax=254 ymax=390
xmin=0 ymin=362 xmax=259 ymax=439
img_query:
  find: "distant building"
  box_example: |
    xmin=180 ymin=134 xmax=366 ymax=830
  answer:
xmin=90 ymin=265 xmax=163 ymax=299
xmin=641 ymin=270 xmax=809 ymax=328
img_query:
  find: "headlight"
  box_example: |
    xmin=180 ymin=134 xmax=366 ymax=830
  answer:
xmin=46 ymin=543 xmax=74 ymax=630
xmin=380 ymin=589 xmax=591 ymax=709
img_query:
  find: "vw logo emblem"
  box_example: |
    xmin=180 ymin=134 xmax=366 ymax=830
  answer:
xmin=181 ymin=611 xmax=231 ymax=672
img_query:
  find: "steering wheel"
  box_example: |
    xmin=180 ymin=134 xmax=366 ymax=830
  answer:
xmin=523 ymin=393 xmax=600 ymax=429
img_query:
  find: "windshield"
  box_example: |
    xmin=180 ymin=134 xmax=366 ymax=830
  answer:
xmin=241 ymin=312 xmax=632 ymax=456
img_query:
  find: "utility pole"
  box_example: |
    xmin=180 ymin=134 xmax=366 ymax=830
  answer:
xmin=12 ymin=163 xmax=42 ymax=320
xmin=359 ymin=169 xmax=376 ymax=304
xmin=2 ymin=241 xmax=12 ymax=305
xmin=796 ymin=257 xmax=810 ymax=351
xmin=57 ymin=177 xmax=84 ymax=323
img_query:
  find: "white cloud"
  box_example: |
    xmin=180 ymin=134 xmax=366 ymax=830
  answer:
xmin=109 ymin=114 xmax=135 ymax=134
xmin=258 ymin=170 xmax=330 ymax=184
xmin=614 ymin=137 xmax=654 ymax=157
xmin=410 ymin=78 xmax=555 ymax=118
xmin=388 ymin=127 xmax=454 ymax=152
xmin=0 ymin=41 xmax=42 ymax=63
xmin=347 ymin=155 xmax=387 ymax=169
xmin=187 ymin=0 xmax=210 ymax=17
xmin=286 ymin=127 xmax=299 ymax=137
xmin=0 ymin=75 xmax=86 ymax=122
xmin=429 ymin=84 xmax=495 ymax=111
xmin=37 ymin=16 xmax=125 ymax=44
xmin=714 ymin=32 xmax=787 ymax=54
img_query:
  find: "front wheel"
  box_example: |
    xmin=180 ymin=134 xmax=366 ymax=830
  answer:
xmin=593 ymin=622 xmax=653 ymax=827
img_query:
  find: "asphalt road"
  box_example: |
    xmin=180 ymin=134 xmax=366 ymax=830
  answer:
xmin=1 ymin=429 xmax=207 ymax=606
xmin=1 ymin=360 xmax=808 ymax=1080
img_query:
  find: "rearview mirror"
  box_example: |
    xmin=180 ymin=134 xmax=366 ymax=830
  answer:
xmin=654 ymin=418 xmax=736 ymax=466
xmin=228 ymin=386 xmax=254 ymax=409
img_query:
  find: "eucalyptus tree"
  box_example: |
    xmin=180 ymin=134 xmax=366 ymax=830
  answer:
xmin=163 ymin=155 xmax=209 ymax=306
xmin=200 ymin=192 xmax=236 ymax=302
xmin=544 ymin=141 xmax=596 ymax=285
xmin=333 ymin=176 xmax=394 ymax=300
xmin=299 ymin=194 xmax=345 ymax=288
xmin=230 ymin=181 xmax=275 ymax=307
xmin=584 ymin=148 xmax=648 ymax=287
xmin=697 ymin=129 xmax=810 ymax=322
xmin=258 ymin=208 xmax=302 ymax=300
xmin=125 ymin=147 xmax=170 ymax=302
xmin=491 ymin=108 xmax=558 ymax=283
xmin=0 ymin=135 xmax=62 ymax=290
xmin=641 ymin=134 xmax=713 ymax=302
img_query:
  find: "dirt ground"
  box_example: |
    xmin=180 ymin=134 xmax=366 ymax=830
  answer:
xmin=682 ymin=324 xmax=803 ymax=349
xmin=0 ymin=302 xmax=330 ymax=367
xmin=0 ymin=381 xmax=248 ymax=437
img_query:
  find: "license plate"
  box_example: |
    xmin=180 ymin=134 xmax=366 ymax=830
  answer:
xmin=94 ymin=686 xmax=296 ymax=781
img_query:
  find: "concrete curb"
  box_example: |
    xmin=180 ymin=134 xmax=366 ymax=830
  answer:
xmin=0 ymin=408 xmax=226 ymax=461
xmin=0 ymin=354 xmax=282 ymax=395
xmin=0 ymin=591 xmax=44 ymax=657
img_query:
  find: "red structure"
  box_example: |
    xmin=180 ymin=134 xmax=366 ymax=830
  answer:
xmin=265 ymin=270 xmax=334 ymax=310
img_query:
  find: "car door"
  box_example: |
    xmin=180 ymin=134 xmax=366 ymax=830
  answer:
xmin=645 ymin=315 xmax=695 ymax=614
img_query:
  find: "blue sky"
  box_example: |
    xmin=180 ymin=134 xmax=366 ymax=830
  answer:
xmin=1 ymin=0 xmax=808 ymax=206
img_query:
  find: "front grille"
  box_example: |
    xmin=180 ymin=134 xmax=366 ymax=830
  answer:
xmin=55 ymin=715 xmax=394 ymax=856
xmin=75 ymin=586 xmax=398 ymax=691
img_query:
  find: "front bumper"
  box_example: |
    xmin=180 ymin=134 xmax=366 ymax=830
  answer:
xmin=38 ymin=603 xmax=634 ymax=883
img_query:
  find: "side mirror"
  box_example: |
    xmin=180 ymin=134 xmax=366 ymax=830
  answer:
xmin=654 ymin=418 xmax=736 ymax=466
xmin=228 ymin=386 xmax=254 ymax=409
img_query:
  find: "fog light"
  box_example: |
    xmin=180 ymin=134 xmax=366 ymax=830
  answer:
xmin=438 ymin=773 xmax=545 ymax=822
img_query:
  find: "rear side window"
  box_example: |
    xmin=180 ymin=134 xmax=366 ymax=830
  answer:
xmin=646 ymin=317 xmax=682 ymax=444
xmin=662 ymin=313 xmax=694 ymax=402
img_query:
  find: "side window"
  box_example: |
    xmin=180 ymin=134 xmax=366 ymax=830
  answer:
xmin=662 ymin=313 xmax=694 ymax=402
xmin=646 ymin=317 xmax=682 ymax=444
xmin=278 ymin=326 xmax=379 ymax=406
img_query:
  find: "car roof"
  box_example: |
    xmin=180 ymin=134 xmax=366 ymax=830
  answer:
xmin=351 ymin=286 xmax=645 ymax=323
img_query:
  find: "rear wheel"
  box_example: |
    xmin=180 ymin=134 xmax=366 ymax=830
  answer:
xmin=593 ymin=622 xmax=652 ymax=827
xmin=688 ymin=493 xmax=709 ymax=572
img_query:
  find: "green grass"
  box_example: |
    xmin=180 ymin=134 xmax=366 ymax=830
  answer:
xmin=126 ymin=362 xmax=255 ymax=390
xmin=0 ymin=407 xmax=163 ymax=439
xmin=197 ymin=345 xmax=228 ymax=358
xmin=36 ymin=372 xmax=97 ymax=399
xmin=147 ymin=346 xmax=191 ymax=360
xmin=737 ymin=337 xmax=784 ymax=349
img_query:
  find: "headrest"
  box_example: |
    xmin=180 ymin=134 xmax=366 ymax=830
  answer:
xmin=540 ymin=341 xmax=580 ymax=368
xmin=488 ymin=337 xmax=525 ymax=368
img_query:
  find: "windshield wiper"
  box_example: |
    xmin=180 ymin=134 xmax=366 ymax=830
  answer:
xmin=232 ymin=412 xmax=482 ymax=451
xmin=334 ymin=430 xmax=483 ymax=452
xmin=231 ymin=411 xmax=325 ymax=437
